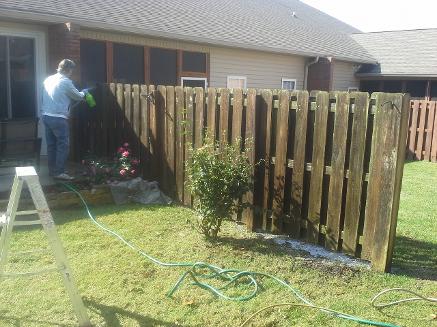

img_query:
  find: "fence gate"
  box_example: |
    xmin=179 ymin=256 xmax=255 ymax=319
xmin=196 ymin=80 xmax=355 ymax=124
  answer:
xmin=71 ymin=84 xmax=410 ymax=272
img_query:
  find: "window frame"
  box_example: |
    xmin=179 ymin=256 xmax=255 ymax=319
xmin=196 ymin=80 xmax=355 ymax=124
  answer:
xmin=281 ymin=78 xmax=297 ymax=91
xmin=347 ymin=87 xmax=359 ymax=92
xmin=227 ymin=76 xmax=247 ymax=89
xmin=181 ymin=77 xmax=208 ymax=88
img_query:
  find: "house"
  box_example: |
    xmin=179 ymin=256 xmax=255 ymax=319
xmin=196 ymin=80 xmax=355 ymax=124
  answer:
xmin=0 ymin=0 xmax=378 ymax=124
xmin=352 ymin=29 xmax=437 ymax=99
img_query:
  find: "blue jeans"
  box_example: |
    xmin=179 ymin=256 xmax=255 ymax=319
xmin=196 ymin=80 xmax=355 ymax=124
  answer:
xmin=42 ymin=115 xmax=69 ymax=176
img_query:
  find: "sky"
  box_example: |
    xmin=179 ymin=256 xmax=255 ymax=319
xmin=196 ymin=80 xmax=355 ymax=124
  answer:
xmin=300 ymin=0 xmax=437 ymax=32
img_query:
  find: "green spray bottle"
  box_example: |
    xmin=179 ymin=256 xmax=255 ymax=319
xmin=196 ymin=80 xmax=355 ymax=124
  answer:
xmin=85 ymin=92 xmax=96 ymax=108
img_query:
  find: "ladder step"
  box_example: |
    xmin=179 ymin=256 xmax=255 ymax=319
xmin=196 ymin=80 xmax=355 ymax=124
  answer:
xmin=13 ymin=220 xmax=42 ymax=226
xmin=16 ymin=210 xmax=38 ymax=216
xmin=1 ymin=266 xmax=59 ymax=278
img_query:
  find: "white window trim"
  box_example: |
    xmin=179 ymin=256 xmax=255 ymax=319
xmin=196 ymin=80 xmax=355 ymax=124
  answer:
xmin=348 ymin=87 xmax=359 ymax=92
xmin=227 ymin=76 xmax=247 ymax=89
xmin=181 ymin=77 xmax=208 ymax=88
xmin=281 ymin=78 xmax=297 ymax=91
xmin=0 ymin=25 xmax=47 ymax=153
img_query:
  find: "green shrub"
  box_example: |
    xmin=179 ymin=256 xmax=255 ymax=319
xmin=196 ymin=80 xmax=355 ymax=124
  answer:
xmin=186 ymin=137 xmax=253 ymax=239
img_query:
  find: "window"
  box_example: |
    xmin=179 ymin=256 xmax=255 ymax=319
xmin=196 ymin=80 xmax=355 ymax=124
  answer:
xmin=281 ymin=78 xmax=296 ymax=91
xmin=113 ymin=43 xmax=144 ymax=84
xmin=227 ymin=76 xmax=247 ymax=89
xmin=382 ymin=81 xmax=402 ymax=93
xmin=150 ymin=48 xmax=177 ymax=86
xmin=181 ymin=77 xmax=207 ymax=88
xmin=182 ymin=51 xmax=207 ymax=73
xmin=0 ymin=36 xmax=36 ymax=119
xmin=80 ymin=39 xmax=106 ymax=87
xmin=347 ymin=87 xmax=359 ymax=92
xmin=406 ymin=80 xmax=427 ymax=98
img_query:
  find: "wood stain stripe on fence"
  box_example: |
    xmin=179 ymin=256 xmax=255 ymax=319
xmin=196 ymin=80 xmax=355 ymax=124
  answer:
xmin=139 ymin=85 xmax=149 ymax=178
xmin=108 ymin=83 xmax=117 ymax=156
xmin=271 ymin=90 xmax=290 ymax=233
xmin=431 ymin=102 xmax=437 ymax=162
xmin=165 ymin=86 xmax=176 ymax=195
xmin=116 ymin=83 xmax=124 ymax=147
xmin=415 ymin=100 xmax=428 ymax=160
xmin=424 ymin=101 xmax=435 ymax=161
xmin=194 ymin=87 xmax=205 ymax=148
xmin=289 ymin=90 xmax=309 ymax=238
xmin=261 ymin=90 xmax=273 ymax=231
xmin=124 ymin=84 xmax=132 ymax=144
xmin=408 ymin=101 xmax=419 ymax=159
xmin=132 ymin=85 xmax=141 ymax=154
xmin=207 ymin=88 xmax=217 ymax=139
xmin=243 ymin=89 xmax=257 ymax=230
xmin=307 ymin=91 xmax=329 ymax=244
xmin=184 ymin=87 xmax=194 ymax=206
xmin=175 ymin=86 xmax=185 ymax=203
xmin=219 ymin=88 xmax=230 ymax=146
xmin=325 ymin=92 xmax=349 ymax=251
xmin=156 ymin=86 xmax=167 ymax=190
xmin=342 ymin=92 xmax=369 ymax=256
xmin=231 ymin=89 xmax=243 ymax=143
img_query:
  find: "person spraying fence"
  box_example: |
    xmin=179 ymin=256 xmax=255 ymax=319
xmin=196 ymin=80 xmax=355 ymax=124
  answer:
xmin=41 ymin=59 xmax=94 ymax=181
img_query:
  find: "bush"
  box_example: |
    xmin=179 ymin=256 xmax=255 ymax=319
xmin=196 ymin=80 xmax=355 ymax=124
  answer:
xmin=186 ymin=137 xmax=253 ymax=239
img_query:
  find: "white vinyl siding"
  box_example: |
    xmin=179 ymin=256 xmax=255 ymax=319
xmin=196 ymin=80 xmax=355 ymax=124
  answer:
xmin=332 ymin=60 xmax=360 ymax=91
xmin=210 ymin=47 xmax=305 ymax=89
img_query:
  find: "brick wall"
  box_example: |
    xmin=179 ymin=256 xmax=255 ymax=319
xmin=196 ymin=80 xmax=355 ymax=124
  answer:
xmin=48 ymin=22 xmax=81 ymax=82
xmin=307 ymin=57 xmax=333 ymax=92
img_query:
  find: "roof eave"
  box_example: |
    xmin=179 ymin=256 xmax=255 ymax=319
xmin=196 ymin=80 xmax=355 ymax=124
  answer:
xmin=0 ymin=8 xmax=376 ymax=64
xmin=356 ymin=73 xmax=437 ymax=78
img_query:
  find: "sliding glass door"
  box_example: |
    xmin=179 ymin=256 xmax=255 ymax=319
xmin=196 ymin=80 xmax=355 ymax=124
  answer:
xmin=0 ymin=35 xmax=36 ymax=120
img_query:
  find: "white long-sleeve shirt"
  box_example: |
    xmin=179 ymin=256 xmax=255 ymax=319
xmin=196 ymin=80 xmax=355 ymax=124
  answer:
xmin=41 ymin=72 xmax=84 ymax=119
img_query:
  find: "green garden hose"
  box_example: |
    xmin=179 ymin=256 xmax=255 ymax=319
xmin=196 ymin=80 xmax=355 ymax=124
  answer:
xmin=62 ymin=182 xmax=401 ymax=327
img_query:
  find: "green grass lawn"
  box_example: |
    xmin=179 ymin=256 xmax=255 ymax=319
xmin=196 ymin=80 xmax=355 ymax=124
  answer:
xmin=0 ymin=161 xmax=436 ymax=327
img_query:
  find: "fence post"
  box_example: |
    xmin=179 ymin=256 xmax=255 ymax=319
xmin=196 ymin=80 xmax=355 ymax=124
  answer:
xmin=363 ymin=93 xmax=410 ymax=272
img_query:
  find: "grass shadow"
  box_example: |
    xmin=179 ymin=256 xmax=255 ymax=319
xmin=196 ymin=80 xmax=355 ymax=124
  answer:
xmin=84 ymin=298 xmax=194 ymax=327
xmin=391 ymin=235 xmax=437 ymax=281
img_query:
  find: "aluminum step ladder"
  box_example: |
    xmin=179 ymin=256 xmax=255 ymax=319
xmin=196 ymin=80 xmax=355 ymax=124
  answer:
xmin=0 ymin=167 xmax=91 ymax=327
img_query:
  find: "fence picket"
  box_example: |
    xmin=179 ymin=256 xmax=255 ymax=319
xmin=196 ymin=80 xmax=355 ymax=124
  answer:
xmin=271 ymin=90 xmax=290 ymax=233
xmin=124 ymin=84 xmax=132 ymax=144
xmin=148 ymin=85 xmax=158 ymax=179
xmin=132 ymin=85 xmax=141 ymax=154
xmin=415 ymin=100 xmax=427 ymax=160
xmin=424 ymin=101 xmax=435 ymax=161
xmin=432 ymin=103 xmax=437 ymax=162
xmin=207 ymin=88 xmax=217 ymax=139
xmin=342 ymin=92 xmax=369 ymax=255
xmin=175 ymin=87 xmax=185 ymax=202
xmin=157 ymin=86 xmax=167 ymax=189
xmin=260 ymin=90 xmax=273 ymax=230
xmin=184 ymin=88 xmax=194 ymax=206
xmin=231 ymin=89 xmax=243 ymax=143
xmin=408 ymin=101 xmax=419 ymax=159
xmin=242 ymin=89 xmax=256 ymax=230
xmin=116 ymin=83 xmax=124 ymax=147
xmin=140 ymin=85 xmax=149 ymax=178
xmin=194 ymin=87 xmax=205 ymax=148
xmin=307 ymin=91 xmax=329 ymax=244
xmin=325 ymin=92 xmax=349 ymax=251
xmin=108 ymin=83 xmax=117 ymax=156
xmin=219 ymin=88 xmax=230 ymax=145
xmin=289 ymin=91 xmax=309 ymax=238
xmin=166 ymin=86 xmax=176 ymax=196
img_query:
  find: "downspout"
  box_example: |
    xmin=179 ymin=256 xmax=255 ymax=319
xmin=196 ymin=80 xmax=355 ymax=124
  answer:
xmin=304 ymin=56 xmax=319 ymax=90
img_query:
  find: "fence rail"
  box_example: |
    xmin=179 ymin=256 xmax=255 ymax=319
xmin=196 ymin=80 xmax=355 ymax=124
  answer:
xmin=71 ymin=84 xmax=410 ymax=272
xmin=407 ymin=100 xmax=437 ymax=162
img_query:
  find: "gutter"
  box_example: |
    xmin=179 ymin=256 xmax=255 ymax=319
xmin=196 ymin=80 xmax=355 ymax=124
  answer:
xmin=304 ymin=56 xmax=320 ymax=90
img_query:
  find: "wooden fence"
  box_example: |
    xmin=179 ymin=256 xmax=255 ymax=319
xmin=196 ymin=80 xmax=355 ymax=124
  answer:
xmin=407 ymin=100 xmax=437 ymax=162
xmin=71 ymin=84 xmax=410 ymax=272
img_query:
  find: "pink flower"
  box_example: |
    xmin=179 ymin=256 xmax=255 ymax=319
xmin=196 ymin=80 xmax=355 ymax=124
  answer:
xmin=130 ymin=169 xmax=136 ymax=175
xmin=119 ymin=169 xmax=127 ymax=176
xmin=123 ymin=142 xmax=129 ymax=147
xmin=132 ymin=159 xmax=140 ymax=165
xmin=117 ymin=147 xmax=124 ymax=154
xmin=122 ymin=151 xmax=130 ymax=157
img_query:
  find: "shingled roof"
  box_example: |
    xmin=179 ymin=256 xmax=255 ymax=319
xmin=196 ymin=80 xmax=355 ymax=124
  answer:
xmin=0 ymin=0 xmax=375 ymax=63
xmin=353 ymin=29 xmax=437 ymax=77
